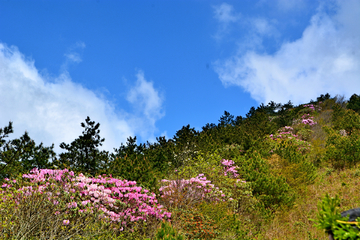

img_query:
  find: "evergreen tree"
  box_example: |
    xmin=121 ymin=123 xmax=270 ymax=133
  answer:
xmin=57 ymin=116 xmax=109 ymax=176
xmin=173 ymin=125 xmax=199 ymax=168
xmin=347 ymin=94 xmax=360 ymax=113
xmin=218 ymin=111 xmax=235 ymax=127
xmin=0 ymin=122 xmax=55 ymax=180
xmin=317 ymin=93 xmax=331 ymax=102
xmin=109 ymin=136 xmax=159 ymax=190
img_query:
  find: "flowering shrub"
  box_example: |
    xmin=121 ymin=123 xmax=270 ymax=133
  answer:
xmin=159 ymin=174 xmax=226 ymax=209
xmin=303 ymin=104 xmax=321 ymax=112
xmin=0 ymin=168 xmax=171 ymax=238
xmin=269 ymin=126 xmax=311 ymax=153
xmin=300 ymin=113 xmax=317 ymax=126
xmin=222 ymin=159 xmax=239 ymax=178
xmin=0 ymin=181 xmax=101 ymax=239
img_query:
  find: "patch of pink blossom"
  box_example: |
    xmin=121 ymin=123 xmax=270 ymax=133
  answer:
xmin=1 ymin=168 xmax=171 ymax=231
xmin=269 ymin=126 xmax=311 ymax=152
xmin=301 ymin=114 xmax=317 ymax=126
xmin=159 ymin=174 xmax=226 ymax=209
xmin=221 ymin=159 xmax=239 ymax=178
xmin=303 ymin=104 xmax=321 ymax=112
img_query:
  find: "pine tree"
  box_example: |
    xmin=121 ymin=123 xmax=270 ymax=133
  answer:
xmin=0 ymin=122 xmax=55 ymax=180
xmin=58 ymin=116 xmax=109 ymax=176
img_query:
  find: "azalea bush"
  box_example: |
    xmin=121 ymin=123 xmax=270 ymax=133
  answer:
xmin=159 ymin=173 xmax=227 ymax=210
xmin=269 ymin=126 xmax=312 ymax=153
xmin=0 ymin=168 xmax=171 ymax=239
xmin=159 ymin=151 xmax=258 ymax=239
xmin=0 ymin=173 xmax=105 ymax=239
xmin=172 ymin=151 xmax=256 ymax=212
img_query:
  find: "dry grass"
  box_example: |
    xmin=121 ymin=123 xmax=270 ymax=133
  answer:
xmin=260 ymin=167 xmax=360 ymax=240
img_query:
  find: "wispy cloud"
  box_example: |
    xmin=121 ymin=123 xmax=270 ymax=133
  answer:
xmin=252 ymin=18 xmax=278 ymax=37
xmin=213 ymin=3 xmax=239 ymax=23
xmin=212 ymin=3 xmax=279 ymax=48
xmin=212 ymin=3 xmax=240 ymax=40
xmin=126 ymin=71 xmax=165 ymax=142
xmin=214 ymin=0 xmax=360 ymax=105
xmin=0 ymin=43 xmax=165 ymax=153
xmin=62 ymin=41 xmax=86 ymax=71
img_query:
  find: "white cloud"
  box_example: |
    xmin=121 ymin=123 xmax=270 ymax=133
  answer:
xmin=212 ymin=3 xmax=240 ymax=40
xmin=62 ymin=41 xmax=86 ymax=71
xmin=212 ymin=3 xmax=279 ymax=47
xmin=126 ymin=71 xmax=165 ymax=142
xmin=64 ymin=53 xmax=82 ymax=63
xmin=253 ymin=18 xmax=277 ymax=37
xmin=213 ymin=3 xmax=239 ymax=23
xmin=214 ymin=0 xmax=360 ymax=105
xmin=0 ymin=43 xmax=165 ymax=154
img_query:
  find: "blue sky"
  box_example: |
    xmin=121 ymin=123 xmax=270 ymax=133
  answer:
xmin=0 ymin=0 xmax=359 ymax=153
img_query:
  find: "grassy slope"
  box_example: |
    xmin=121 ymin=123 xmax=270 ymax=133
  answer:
xmin=261 ymin=108 xmax=360 ymax=239
xmin=262 ymin=167 xmax=360 ymax=239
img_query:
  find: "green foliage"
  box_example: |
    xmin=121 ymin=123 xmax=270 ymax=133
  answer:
xmin=317 ymin=93 xmax=331 ymax=102
xmin=0 ymin=122 xmax=56 ymax=181
xmin=321 ymin=98 xmax=337 ymax=110
xmin=5 ymin=94 xmax=360 ymax=238
xmin=310 ymin=139 xmax=327 ymax=167
xmin=273 ymin=140 xmax=317 ymax=187
xmin=313 ymin=194 xmax=343 ymax=234
xmin=108 ymin=136 xmax=171 ymax=191
xmin=196 ymin=201 xmax=258 ymax=240
xmin=332 ymin=105 xmax=360 ymax=134
xmin=234 ymin=152 xmax=295 ymax=211
xmin=324 ymin=127 xmax=360 ymax=169
xmin=177 ymin=150 xmax=257 ymax=213
xmin=172 ymin=207 xmax=220 ymax=239
xmin=109 ymin=154 xmax=157 ymax=191
xmin=57 ymin=116 xmax=110 ymax=176
xmin=314 ymin=194 xmax=360 ymax=240
xmin=347 ymin=94 xmax=360 ymax=113
xmin=152 ymin=221 xmax=185 ymax=240
xmin=172 ymin=125 xmax=199 ymax=169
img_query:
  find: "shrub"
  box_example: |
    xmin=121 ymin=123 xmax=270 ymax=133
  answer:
xmin=160 ymin=152 xmax=259 ymax=238
xmin=174 ymin=151 xmax=257 ymax=214
xmin=0 ymin=177 xmax=102 ymax=239
xmin=269 ymin=127 xmax=312 ymax=154
xmin=273 ymin=140 xmax=317 ymax=186
xmin=172 ymin=207 xmax=220 ymax=239
xmin=196 ymin=201 xmax=258 ymax=240
xmin=0 ymin=168 xmax=170 ymax=239
xmin=151 ymin=220 xmax=185 ymax=240
xmin=234 ymin=152 xmax=295 ymax=211
xmin=324 ymin=127 xmax=360 ymax=169
xmin=159 ymin=173 xmax=226 ymax=210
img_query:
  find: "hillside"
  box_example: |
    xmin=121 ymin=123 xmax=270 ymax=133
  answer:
xmin=1 ymin=93 xmax=360 ymax=239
